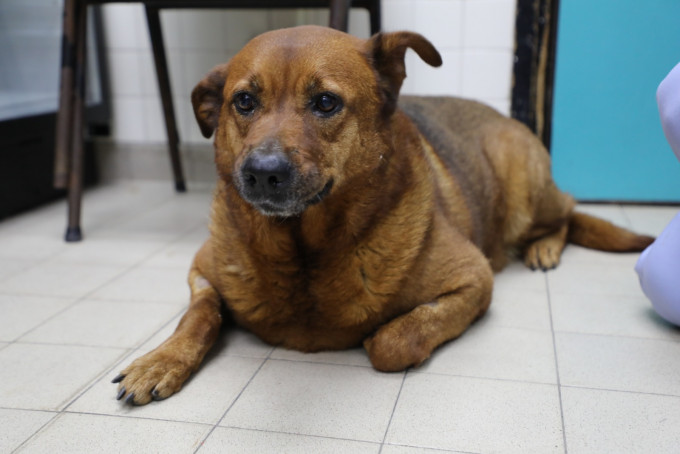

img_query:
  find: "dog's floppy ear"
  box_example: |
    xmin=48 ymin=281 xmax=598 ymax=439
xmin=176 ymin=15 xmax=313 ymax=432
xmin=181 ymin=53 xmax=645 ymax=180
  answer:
xmin=191 ymin=63 xmax=229 ymax=138
xmin=367 ymin=32 xmax=442 ymax=116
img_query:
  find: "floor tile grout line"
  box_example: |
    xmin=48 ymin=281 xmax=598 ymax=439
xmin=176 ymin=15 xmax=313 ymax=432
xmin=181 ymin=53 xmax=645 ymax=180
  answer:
xmin=204 ymin=425 xmax=385 ymax=448
xmin=545 ymin=272 xmax=568 ymax=454
xmin=5 ymin=339 xmax=130 ymax=352
xmin=558 ymin=384 xmax=680 ymax=400
xmin=264 ymin=355 xmax=374 ymax=370
xmin=383 ymin=441 xmax=480 ymax=454
xmin=8 ymin=298 xmax=100 ymax=347
xmin=80 ymin=182 xmax=183 ymax=233
xmin=10 ymin=408 xmax=216 ymax=453
xmin=194 ymin=351 xmax=274 ymax=453
xmin=377 ymin=369 xmax=408 ymax=454
xmin=60 ymin=409 xmax=216 ymax=427
xmin=10 ymin=411 xmax=62 ymax=454
xmin=0 ymin=260 xmax=43 ymax=286
xmin=549 ymin=328 xmax=680 ymax=345
xmin=405 ymin=368 xmax=560 ymax=388
xmin=0 ymin=181 xmax=178 ymax=249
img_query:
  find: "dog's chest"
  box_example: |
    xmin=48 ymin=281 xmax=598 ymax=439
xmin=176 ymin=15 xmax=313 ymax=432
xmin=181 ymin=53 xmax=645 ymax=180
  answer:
xmin=215 ymin=242 xmax=405 ymax=350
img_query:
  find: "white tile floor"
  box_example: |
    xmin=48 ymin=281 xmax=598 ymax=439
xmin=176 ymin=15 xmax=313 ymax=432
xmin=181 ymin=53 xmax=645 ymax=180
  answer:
xmin=1 ymin=180 xmax=680 ymax=453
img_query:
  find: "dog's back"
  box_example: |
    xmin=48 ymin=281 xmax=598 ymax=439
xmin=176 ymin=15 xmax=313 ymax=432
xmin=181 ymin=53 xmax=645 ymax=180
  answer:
xmin=399 ymin=95 xmax=654 ymax=270
xmin=399 ymin=97 xmax=506 ymax=258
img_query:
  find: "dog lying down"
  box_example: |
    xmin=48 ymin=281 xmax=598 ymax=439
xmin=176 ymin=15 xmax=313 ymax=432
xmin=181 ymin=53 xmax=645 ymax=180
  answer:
xmin=112 ymin=25 xmax=654 ymax=405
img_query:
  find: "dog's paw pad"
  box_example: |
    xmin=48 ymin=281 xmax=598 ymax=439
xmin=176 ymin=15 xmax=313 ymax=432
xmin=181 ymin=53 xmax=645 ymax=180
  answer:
xmin=113 ymin=351 xmax=192 ymax=405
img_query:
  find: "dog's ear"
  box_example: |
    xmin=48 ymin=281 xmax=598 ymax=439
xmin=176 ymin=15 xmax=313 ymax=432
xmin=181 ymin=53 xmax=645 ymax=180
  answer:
xmin=191 ymin=63 xmax=229 ymax=138
xmin=366 ymin=32 xmax=442 ymax=116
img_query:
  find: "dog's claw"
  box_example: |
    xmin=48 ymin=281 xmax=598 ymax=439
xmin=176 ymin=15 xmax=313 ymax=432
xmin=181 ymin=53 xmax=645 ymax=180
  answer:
xmin=151 ymin=388 xmax=162 ymax=401
xmin=111 ymin=374 xmax=125 ymax=384
xmin=116 ymin=387 xmax=126 ymax=401
xmin=124 ymin=392 xmax=136 ymax=405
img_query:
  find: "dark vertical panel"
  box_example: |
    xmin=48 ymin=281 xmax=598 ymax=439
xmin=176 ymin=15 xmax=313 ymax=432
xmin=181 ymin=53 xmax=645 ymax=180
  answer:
xmin=511 ymin=0 xmax=559 ymax=149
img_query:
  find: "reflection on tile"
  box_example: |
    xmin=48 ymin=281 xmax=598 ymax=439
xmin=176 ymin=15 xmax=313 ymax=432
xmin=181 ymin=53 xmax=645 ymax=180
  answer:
xmin=90 ymin=266 xmax=191 ymax=304
xmin=20 ymin=299 xmax=182 ymax=348
xmin=556 ymin=332 xmax=680 ymax=396
xmin=201 ymin=427 xmax=380 ymax=454
xmin=386 ymin=373 xmax=563 ymax=453
xmin=221 ymin=360 xmax=403 ymax=442
xmin=0 ymin=294 xmax=74 ymax=342
xmin=485 ymin=287 xmax=552 ymax=331
xmin=562 ymin=387 xmax=680 ymax=454
xmin=0 ymin=343 xmax=126 ymax=410
xmin=23 ymin=413 xmax=210 ymax=453
xmin=0 ymin=262 xmax=126 ymax=299
xmin=624 ymin=205 xmax=678 ymax=237
xmin=419 ymin=323 xmax=557 ymax=384
xmin=48 ymin=237 xmax=166 ymax=267
xmin=493 ymin=261 xmax=548 ymax=292
xmin=0 ymin=408 xmax=56 ymax=453
xmin=551 ymin=292 xmax=680 ymax=341
xmin=547 ymin=259 xmax=645 ymax=297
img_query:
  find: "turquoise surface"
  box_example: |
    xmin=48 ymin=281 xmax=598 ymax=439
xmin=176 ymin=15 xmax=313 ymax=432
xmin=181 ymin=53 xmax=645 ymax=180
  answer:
xmin=551 ymin=0 xmax=680 ymax=202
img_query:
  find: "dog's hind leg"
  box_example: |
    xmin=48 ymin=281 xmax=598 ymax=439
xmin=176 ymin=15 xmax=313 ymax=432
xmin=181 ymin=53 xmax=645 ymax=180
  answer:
xmin=520 ymin=178 xmax=576 ymax=271
xmin=523 ymin=223 xmax=568 ymax=271
xmin=112 ymin=241 xmax=224 ymax=405
xmin=363 ymin=244 xmax=493 ymax=372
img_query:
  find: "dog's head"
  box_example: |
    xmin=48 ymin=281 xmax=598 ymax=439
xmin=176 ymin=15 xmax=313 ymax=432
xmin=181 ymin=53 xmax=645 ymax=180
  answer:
xmin=191 ymin=25 xmax=441 ymax=217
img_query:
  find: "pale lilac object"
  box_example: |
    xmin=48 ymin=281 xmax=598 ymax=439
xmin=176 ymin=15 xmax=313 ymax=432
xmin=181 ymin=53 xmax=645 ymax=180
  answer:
xmin=635 ymin=62 xmax=680 ymax=326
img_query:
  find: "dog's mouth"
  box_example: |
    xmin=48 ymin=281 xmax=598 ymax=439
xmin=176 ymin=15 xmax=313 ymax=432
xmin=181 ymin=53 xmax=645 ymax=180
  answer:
xmin=305 ymin=179 xmax=334 ymax=207
xmin=245 ymin=178 xmax=334 ymax=218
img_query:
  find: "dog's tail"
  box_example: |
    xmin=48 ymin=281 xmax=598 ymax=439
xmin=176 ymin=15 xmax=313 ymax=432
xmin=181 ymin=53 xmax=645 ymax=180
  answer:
xmin=567 ymin=211 xmax=655 ymax=252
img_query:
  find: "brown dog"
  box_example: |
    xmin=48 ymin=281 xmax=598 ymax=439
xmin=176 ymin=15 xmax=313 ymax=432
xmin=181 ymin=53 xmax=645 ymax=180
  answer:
xmin=113 ymin=25 xmax=653 ymax=405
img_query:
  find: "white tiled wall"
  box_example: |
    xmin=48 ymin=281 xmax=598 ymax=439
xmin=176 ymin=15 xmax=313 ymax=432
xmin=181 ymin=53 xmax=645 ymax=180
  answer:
xmin=101 ymin=0 xmax=516 ymax=144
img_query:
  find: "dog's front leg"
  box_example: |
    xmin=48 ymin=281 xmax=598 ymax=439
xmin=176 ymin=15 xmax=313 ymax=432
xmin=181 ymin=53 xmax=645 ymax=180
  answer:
xmin=113 ymin=244 xmax=223 ymax=405
xmin=364 ymin=253 xmax=493 ymax=372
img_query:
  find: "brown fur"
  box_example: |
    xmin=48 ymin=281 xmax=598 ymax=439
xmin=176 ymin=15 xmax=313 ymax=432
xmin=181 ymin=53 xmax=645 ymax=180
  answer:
xmin=113 ymin=26 xmax=654 ymax=405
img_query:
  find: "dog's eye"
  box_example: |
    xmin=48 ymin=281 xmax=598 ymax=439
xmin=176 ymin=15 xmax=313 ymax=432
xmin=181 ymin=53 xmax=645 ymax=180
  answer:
xmin=233 ymin=92 xmax=257 ymax=115
xmin=312 ymin=93 xmax=342 ymax=116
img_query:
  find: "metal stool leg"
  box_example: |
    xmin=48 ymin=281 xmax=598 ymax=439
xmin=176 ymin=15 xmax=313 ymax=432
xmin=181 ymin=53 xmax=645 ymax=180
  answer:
xmin=55 ymin=0 xmax=77 ymax=190
xmin=145 ymin=6 xmax=186 ymax=192
xmin=368 ymin=0 xmax=381 ymax=34
xmin=329 ymin=0 xmax=351 ymax=31
xmin=65 ymin=0 xmax=87 ymax=242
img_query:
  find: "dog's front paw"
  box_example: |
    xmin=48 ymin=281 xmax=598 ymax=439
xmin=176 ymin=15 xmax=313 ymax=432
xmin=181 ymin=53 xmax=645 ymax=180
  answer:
xmin=112 ymin=347 xmax=194 ymax=405
xmin=363 ymin=324 xmax=432 ymax=372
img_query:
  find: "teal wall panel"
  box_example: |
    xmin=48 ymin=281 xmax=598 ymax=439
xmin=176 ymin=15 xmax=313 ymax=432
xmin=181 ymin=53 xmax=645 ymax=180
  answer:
xmin=551 ymin=0 xmax=680 ymax=202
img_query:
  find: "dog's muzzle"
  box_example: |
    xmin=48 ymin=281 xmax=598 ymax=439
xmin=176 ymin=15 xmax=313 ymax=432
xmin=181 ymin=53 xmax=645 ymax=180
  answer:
xmin=236 ymin=149 xmax=332 ymax=217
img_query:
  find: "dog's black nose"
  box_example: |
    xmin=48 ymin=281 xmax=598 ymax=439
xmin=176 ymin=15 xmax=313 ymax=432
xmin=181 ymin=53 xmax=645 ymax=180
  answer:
xmin=241 ymin=151 xmax=292 ymax=197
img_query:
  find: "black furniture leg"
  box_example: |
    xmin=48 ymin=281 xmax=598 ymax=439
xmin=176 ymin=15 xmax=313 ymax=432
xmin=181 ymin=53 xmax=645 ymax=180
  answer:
xmin=330 ymin=0 xmax=351 ymax=31
xmin=55 ymin=0 xmax=77 ymax=190
xmin=368 ymin=1 xmax=381 ymax=35
xmin=65 ymin=0 xmax=87 ymax=242
xmin=145 ymin=5 xmax=186 ymax=192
